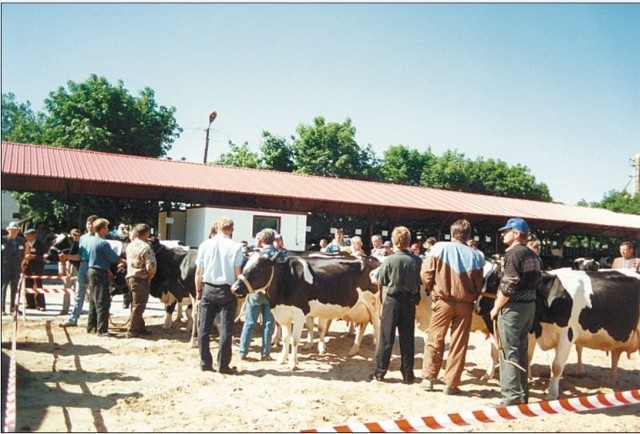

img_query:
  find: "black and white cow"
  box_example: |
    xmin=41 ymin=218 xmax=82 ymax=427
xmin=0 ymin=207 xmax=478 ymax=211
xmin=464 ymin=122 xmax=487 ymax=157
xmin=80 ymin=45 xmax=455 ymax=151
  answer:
xmin=148 ymin=238 xmax=199 ymax=345
xmin=477 ymin=266 xmax=640 ymax=399
xmin=300 ymin=252 xmax=381 ymax=357
xmin=45 ymin=233 xmax=129 ymax=296
xmin=230 ymin=252 xmax=381 ymax=369
xmin=572 ymin=257 xmax=600 ymax=271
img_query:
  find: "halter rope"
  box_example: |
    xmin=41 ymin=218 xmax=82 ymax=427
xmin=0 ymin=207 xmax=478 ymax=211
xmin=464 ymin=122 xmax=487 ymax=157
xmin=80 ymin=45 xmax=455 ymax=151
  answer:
xmin=237 ymin=267 xmax=274 ymax=295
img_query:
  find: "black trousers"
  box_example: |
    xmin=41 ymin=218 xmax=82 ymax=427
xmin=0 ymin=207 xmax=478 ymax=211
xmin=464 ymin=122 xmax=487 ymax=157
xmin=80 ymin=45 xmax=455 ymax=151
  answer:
xmin=25 ymin=277 xmax=46 ymax=309
xmin=1 ymin=267 xmax=20 ymax=313
xmin=374 ymin=293 xmax=416 ymax=381
xmin=198 ymin=284 xmax=237 ymax=370
xmin=87 ymin=268 xmax=111 ymax=334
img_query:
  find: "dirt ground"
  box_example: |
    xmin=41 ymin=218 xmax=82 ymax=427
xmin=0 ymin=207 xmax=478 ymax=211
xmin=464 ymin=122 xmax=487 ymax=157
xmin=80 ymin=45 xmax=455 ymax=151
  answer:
xmin=1 ymin=293 xmax=639 ymax=433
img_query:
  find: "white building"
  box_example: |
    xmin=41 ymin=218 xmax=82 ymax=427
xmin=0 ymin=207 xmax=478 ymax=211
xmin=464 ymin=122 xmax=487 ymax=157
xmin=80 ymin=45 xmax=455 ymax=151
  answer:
xmin=1 ymin=190 xmax=21 ymax=229
xmin=158 ymin=205 xmax=307 ymax=251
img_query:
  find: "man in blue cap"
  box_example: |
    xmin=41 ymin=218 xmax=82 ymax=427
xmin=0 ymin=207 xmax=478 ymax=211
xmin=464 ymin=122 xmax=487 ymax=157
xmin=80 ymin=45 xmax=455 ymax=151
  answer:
xmin=490 ymin=217 xmax=541 ymax=407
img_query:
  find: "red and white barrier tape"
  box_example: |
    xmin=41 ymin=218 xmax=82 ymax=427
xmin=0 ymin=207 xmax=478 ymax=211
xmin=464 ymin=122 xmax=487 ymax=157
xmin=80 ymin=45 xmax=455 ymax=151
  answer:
xmin=23 ymin=287 xmax=76 ymax=294
xmin=21 ymin=275 xmax=76 ymax=280
xmin=3 ymin=309 xmax=19 ymax=432
xmin=301 ymin=389 xmax=640 ymax=432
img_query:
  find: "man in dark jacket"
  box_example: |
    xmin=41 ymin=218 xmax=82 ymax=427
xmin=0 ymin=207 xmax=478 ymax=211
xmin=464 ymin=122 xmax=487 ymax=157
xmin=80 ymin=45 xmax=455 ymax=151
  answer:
xmin=1 ymin=222 xmax=25 ymax=314
xmin=370 ymin=226 xmax=422 ymax=384
xmin=23 ymin=227 xmax=47 ymax=310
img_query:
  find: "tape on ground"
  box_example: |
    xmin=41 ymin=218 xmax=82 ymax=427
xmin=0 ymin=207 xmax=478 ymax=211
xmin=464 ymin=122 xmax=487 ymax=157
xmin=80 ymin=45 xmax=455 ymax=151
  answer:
xmin=301 ymin=389 xmax=640 ymax=432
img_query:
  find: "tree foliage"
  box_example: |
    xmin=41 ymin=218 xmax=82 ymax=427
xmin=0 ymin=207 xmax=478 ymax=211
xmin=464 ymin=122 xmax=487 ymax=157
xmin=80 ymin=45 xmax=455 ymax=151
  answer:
xmin=2 ymin=75 xmax=182 ymax=230
xmin=578 ymin=190 xmax=640 ymax=215
xmin=39 ymin=74 xmax=181 ymax=157
xmin=420 ymin=150 xmax=551 ymax=201
xmin=292 ymin=116 xmax=377 ymax=180
xmin=1 ymin=93 xmax=42 ymax=143
xmin=217 ymin=141 xmax=260 ymax=169
xmin=259 ymin=131 xmax=294 ymax=172
xmin=380 ymin=145 xmax=432 ymax=186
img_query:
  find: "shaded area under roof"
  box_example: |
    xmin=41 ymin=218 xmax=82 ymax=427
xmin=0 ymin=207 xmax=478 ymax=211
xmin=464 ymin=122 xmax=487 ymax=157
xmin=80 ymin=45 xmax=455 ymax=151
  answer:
xmin=2 ymin=141 xmax=639 ymax=239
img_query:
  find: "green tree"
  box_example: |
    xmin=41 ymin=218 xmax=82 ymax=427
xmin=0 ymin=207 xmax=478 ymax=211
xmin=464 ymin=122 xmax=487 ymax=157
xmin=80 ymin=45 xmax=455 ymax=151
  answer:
xmin=420 ymin=150 xmax=551 ymax=201
xmin=380 ymin=145 xmax=432 ymax=186
xmin=216 ymin=141 xmax=260 ymax=168
xmin=260 ymin=131 xmax=294 ymax=172
xmin=39 ymin=74 xmax=181 ymax=157
xmin=2 ymin=76 xmax=183 ymax=230
xmin=579 ymin=190 xmax=640 ymax=215
xmin=1 ymin=93 xmax=42 ymax=143
xmin=292 ymin=116 xmax=376 ymax=180
xmin=471 ymin=158 xmax=552 ymax=201
xmin=421 ymin=149 xmax=474 ymax=191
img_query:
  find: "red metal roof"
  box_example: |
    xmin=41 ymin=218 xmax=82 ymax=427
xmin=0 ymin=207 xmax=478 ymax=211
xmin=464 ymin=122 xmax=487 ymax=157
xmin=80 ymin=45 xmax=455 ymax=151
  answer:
xmin=2 ymin=141 xmax=639 ymax=238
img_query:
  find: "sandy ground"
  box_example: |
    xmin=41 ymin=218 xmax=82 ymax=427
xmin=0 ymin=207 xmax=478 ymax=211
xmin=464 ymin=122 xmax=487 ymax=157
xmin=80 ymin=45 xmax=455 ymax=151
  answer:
xmin=1 ymin=292 xmax=639 ymax=433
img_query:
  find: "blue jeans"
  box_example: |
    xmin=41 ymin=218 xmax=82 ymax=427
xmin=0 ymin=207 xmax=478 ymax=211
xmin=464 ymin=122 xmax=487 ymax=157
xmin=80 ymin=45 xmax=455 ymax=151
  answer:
xmin=239 ymin=295 xmax=275 ymax=357
xmin=67 ymin=261 xmax=88 ymax=324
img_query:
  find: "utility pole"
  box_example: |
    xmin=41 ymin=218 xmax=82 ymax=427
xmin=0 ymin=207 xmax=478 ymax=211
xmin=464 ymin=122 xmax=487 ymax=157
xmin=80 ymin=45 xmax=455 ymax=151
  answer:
xmin=203 ymin=111 xmax=218 ymax=164
xmin=635 ymin=153 xmax=640 ymax=195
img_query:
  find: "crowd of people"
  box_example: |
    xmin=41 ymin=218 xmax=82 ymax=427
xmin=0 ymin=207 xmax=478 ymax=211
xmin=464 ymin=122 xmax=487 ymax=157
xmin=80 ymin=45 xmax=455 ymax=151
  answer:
xmin=2 ymin=214 xmax=639 ymax=405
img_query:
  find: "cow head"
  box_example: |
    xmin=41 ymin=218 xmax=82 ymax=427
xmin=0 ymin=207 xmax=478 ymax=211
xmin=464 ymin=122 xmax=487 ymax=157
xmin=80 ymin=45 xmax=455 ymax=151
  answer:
xmin=572 ymin=257 xmax=600 ymax=271
xmin=231 ymin=251 xmax=277 ymax=298
xmin=110 ymin=265 xmax=129 ymax=296
xmin=44 ymin=233 xmax=74 ymax=263
xmin=474 ymin=259 xmax=502 ymax=333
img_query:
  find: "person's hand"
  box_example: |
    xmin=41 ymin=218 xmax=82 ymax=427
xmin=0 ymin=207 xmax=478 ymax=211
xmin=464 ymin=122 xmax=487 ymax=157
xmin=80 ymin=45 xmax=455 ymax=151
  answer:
xmin=59 ymin=253 xmax=68 ymax=261
xmin=490 ymin=307 xmax=499 ymax=321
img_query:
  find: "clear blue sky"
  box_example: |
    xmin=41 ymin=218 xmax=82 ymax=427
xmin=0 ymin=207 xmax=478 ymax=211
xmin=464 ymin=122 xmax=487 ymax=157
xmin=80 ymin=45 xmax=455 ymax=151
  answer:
xmin=2 ymin=3 xmax=639 ymax=205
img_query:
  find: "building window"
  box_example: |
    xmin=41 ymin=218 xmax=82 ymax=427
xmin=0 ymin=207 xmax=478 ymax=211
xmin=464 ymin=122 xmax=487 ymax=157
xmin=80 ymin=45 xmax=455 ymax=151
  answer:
xmin=253 ymin=216 xmax=280 ymax=237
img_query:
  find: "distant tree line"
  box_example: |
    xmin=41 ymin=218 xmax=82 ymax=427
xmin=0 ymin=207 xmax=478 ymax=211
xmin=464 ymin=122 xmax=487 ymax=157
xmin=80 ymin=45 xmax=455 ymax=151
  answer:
xmin=2 ymin=75 xmax=637 ymax=234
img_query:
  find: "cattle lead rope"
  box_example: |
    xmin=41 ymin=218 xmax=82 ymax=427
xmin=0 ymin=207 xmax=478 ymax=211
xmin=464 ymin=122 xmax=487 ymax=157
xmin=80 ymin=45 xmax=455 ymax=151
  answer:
xmin=493 ymin=319 xmax=527 ymax=373
xmin=237 ymin=268 xmax=274 ymax=295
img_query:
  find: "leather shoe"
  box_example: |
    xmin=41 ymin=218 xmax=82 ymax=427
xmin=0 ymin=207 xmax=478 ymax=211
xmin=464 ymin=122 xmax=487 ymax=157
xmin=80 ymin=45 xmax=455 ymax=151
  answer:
xmin=443 ymin=386 xmax=461 ymax=395
xmin=201 ymin=366 xmax=215 ymax=372
xmin=402 ymin=376 xmax=415 ymax=385
xmin=422 ymin=379 xmax=435 ymax=392
xmin=261 ymin=355 xmax=274 ymax=361
xmin=219 ymin=366 xmax=239 ymax=375
xmin=59 ymin=321 xmax=77 ymax=328
xmin=368 ymin=373 xmax=384 ymax=382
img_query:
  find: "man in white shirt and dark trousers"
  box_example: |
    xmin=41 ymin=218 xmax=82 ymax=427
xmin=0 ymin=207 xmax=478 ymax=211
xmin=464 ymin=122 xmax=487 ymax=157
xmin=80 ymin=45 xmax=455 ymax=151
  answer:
xmin=195 ymin=218 xmax=245 ymax=374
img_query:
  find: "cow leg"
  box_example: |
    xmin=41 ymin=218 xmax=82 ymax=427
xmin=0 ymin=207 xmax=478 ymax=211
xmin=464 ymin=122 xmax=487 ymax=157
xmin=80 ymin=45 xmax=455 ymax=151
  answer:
xmin=164 ymin=300 xmax=177 ymax=329
xmin=175 ymin=301 xmax=183 ymax=323
xmin=527 ymin=333 xmax=536 ymax=380
xmin=316 ymin=318 xmax=329 ymax=355
xmin=482 ymin=339 xmax=499 ymax=381
xmin=347 ymin=322 xmax=366 ymax=357
xmin=272 ymin=323 xmax=282 ymax=348
xmin=186 ymin=301 xmax=193 ymax=332
xmin=610 ymin=349 xmax=622 ymax=382
xmin=303 ymin=316 xmax=315 ymax=350
xmin=574 ymin=345 xmax=585 ymax=377
xmin=289 ymin=311 xmax=305 ymax=370
xmin=278 ymin=322 xmax=292 ymax=366
xmin=347 ymin=321 xmax=355 ymax=337
xmin=546 ymin=335 xmax=573 ymax=400
xmin=189 ymin=297 xmax=199 ymax=348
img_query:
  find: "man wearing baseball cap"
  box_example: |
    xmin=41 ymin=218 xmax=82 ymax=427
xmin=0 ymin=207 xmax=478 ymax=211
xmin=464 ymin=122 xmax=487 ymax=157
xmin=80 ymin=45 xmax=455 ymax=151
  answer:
xmin=490 ymin=217 xmax=541 ymax=407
